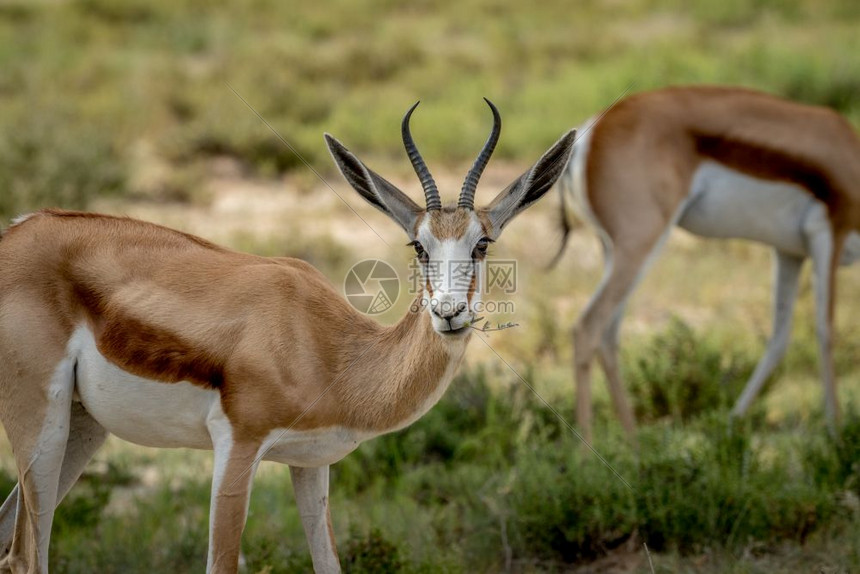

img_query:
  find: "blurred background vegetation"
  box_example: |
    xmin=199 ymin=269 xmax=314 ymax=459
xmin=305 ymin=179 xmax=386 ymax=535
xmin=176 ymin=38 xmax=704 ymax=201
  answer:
xmin=2 ymin=0 xmax=860 ymax=217
xmin=2 ymin=0 xmax=860 ymax=572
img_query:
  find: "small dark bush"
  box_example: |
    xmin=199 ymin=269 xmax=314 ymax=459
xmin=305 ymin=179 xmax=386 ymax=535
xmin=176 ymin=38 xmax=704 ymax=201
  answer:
xmin=54 ymin=461 xmax=135 ymax=534
xmin=0 ymin=469 xmax=15 ymax=503
xmin=627 ymin=317 xmax=756 ymax=423
xmin=74 ymin=0 xmax=156 ymax=23
xmin=0 ymin=113 xmax=126 ymax=221
xmin=163 ymin=121 xmax=311 ymax=178
xmin=835 ymin=415 xmax=860 ymax=493
xmin=343 ymin=528 xmax=404 ymax=574
xmin=507 ymin=438 xmax=637 ymax=562
xmin=507 ymin=413 xmax=842 ymax=563
xmin=806 ymin=413 xmax=860 ymax=494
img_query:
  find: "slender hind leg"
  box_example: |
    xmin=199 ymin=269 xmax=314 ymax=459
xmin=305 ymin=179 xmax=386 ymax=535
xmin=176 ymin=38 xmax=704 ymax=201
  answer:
xmin=809 ymin=227 xmax=846 ymax=434
xmin=731 ymin=250 xmax=804 ymax=417
xmin=0 ymin=402 xmax=108 ymax=566
xmin=0 ymin=491 xmax=19 ymax=574
xmin=2 ymin=357 xmax=76 ymax=574
xmin=0 ymin=489 xmax=19 ymax=564
xmin=597 ymin=303 xmax=636 ymax=439
xmin=593 ymin=235 xmax=637 ymax=438
xmin=291 ymin=465 xmax=340 ymax=574
xmin=573 ymin=227 xmax=669 ymax=444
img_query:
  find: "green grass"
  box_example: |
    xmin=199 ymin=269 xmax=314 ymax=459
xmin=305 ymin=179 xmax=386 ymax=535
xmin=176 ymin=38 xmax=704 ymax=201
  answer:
xmin=2 ymin=0 xmax=860 ymax=219
xmin=5 ymin=331 xmax=857 ymax=572
xmin=3 ymin=0 xmax=860 ymax=572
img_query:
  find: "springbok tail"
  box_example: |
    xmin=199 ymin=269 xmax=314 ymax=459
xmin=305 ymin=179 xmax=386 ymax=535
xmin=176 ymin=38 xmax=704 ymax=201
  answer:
xmin=546 ymin=151 xmax=579 ymax=270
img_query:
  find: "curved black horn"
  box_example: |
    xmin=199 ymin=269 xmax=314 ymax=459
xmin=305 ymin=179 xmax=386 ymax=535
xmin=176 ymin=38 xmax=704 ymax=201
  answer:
xmin=402 ymin=101 xmax=441 ymax=211
xmin=458 ymin=98 xmax=502 ymax=210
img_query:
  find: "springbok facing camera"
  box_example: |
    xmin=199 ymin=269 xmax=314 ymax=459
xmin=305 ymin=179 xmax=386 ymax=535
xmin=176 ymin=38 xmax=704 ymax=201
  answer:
xmin=0 ymin=100 xmax=575 ymax=574
xmin=556 ymin=85 xmax=860 ymax=443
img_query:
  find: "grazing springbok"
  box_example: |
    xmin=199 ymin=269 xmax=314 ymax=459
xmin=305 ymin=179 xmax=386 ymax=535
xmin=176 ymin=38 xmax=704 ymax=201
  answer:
xmin=555 ymin=85 xmax=860 ymax=442
xmin=0 ymin=99 xmax=576 ymax=574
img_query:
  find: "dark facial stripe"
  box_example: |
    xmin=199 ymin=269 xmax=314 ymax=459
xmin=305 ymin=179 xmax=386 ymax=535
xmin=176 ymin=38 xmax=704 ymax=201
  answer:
xmin=466 ymin=265 xmax=478 ymax=304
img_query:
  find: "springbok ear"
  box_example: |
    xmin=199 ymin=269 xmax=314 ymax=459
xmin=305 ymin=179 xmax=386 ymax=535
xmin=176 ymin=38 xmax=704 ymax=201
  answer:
xmin=483 ymin=129 xmax=576 ymax=238
xmin=325 ymin=133 xmax=423 ymax=235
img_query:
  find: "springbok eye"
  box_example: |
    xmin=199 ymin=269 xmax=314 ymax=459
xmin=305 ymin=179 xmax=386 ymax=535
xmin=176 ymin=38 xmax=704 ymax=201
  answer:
xmin=472 ymin=237 xmax=492 ymax=259
xmin=409 ymin=241 xmax=429 ymax=263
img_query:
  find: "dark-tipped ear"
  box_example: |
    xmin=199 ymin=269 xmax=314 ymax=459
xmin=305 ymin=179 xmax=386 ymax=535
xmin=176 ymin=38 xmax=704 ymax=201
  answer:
xmin=483 ymin=129 xmax=576 ymax=238
xmin=325 ymin=133 xmax=423 ymax=235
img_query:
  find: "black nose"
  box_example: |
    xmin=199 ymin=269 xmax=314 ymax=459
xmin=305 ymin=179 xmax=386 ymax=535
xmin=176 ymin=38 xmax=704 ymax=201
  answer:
xmin=432 ymin=302 xmax=466 ymax=319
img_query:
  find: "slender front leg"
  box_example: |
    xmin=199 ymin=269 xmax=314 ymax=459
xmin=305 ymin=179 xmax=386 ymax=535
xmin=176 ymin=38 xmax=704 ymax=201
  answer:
xmin=207 ymin=420 xmax=261 ymax=574
xmin=290 ymin=465 xmax=340 ymax=574
xmin=732 ymin=250 xmax=804 ymax=417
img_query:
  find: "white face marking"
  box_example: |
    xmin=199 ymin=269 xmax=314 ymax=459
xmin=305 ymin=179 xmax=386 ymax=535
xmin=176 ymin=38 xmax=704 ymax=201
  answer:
xmin=415 ymin=214 xmax=485 ymax=335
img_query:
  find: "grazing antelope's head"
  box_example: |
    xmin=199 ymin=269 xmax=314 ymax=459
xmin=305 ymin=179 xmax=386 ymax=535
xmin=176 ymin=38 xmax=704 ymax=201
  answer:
xmin=326 ymin=99 xmax=575 ymax=337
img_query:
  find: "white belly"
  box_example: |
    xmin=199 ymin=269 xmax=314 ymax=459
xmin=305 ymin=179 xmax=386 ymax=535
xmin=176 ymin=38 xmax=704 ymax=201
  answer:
xmin=71 ymin=326 xmax=217 ymax=449
xmin=69 ymin=326 xmax=375 ymax=466
xmin=260 ymin=426 xmax=368 ymax=467
xmin=679 ymin=161 xmax=815 ymax=256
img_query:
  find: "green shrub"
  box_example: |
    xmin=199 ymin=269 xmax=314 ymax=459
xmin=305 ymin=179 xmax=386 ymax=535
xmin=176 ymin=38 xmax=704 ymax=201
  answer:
xmin=0 ymin=111 xmax=126 ymax=221
xmin=163 ymin=119 xmax=312 ymax=178
xmin=507 ymin=441 xmax=637 ymax=561
xmin=835 ymin=415 xmax=860 ymax=493
xmin=17 ymin=397 xmax=860 ymax=571
xmin=343 ymin=528 xmax=404 ymax=574
xmin=502 ymin=412 xmax=845 ymax=563
xmin=637 ymin=415 xmax=838 ymax=554
xmin=627 ymin=317 xmax=756 ymax=423
xmin=53 ymin=461 xmax=135 ymax=534
xmin=803 ymin=412 xmax=860 ymax=495
xmin=0 ymin=468 xmax=14 ymax=497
